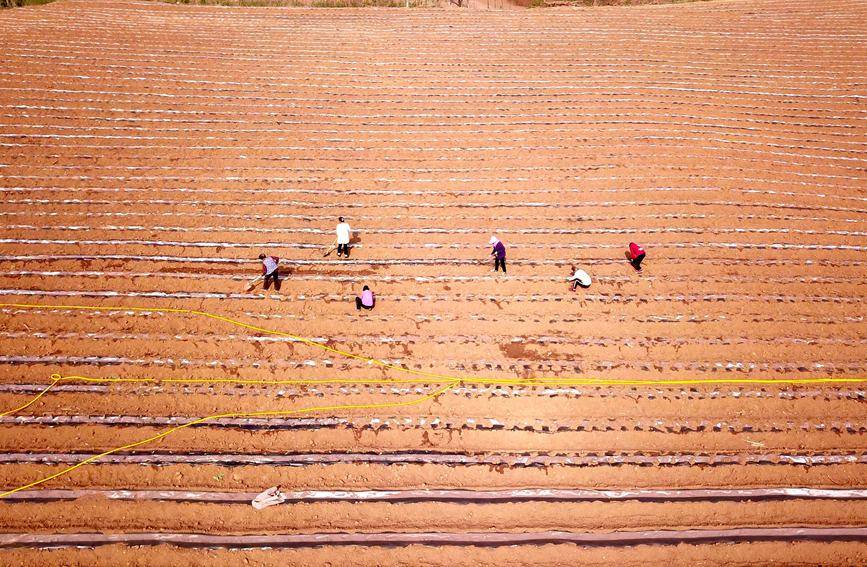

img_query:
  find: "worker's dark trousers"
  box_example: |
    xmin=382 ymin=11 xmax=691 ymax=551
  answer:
xmin=337 ymin=243 xmax=350 ymax=257
xmin=355 ymin=297 xmax=373 ymax=310
xmin=494 ymin=257 xmax=506 ymax=273
xmin=264 ymin=270 xmax=281 ymax=291
xmin=631 ymin=253 xmax=645 ymax=270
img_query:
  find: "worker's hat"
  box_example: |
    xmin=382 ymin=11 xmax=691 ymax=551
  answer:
xmin=489 ymin=236 xmax=499 ymax=245
xmin=573 ymin=269 xmax=592 ymax=287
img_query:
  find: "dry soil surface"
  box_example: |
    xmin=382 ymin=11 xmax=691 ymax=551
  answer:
xmin=0 ymin=0 xmax=865 ymax=564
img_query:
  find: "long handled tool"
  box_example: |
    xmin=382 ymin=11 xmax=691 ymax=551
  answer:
xmin=322 ymin=239 xmax=337 ymax=257
xmin=245 ymin=274 xmax=264 ymax=291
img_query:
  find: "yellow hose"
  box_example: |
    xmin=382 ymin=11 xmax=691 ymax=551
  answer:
xmin=0 ymin=301 xmax=861 ymax=497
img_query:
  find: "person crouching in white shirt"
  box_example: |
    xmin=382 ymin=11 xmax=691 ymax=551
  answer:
xmin=568 ymin=266 xmax=591 ymax=291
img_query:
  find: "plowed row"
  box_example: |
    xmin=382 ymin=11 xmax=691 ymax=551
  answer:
xmin=0 ymin=0 xmax=865 ymax=564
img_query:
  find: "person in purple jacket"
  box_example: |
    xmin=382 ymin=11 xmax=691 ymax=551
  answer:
xmin=489 ymin=235 xmax=506 ymax=274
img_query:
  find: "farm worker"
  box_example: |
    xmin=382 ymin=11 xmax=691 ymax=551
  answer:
xmin=627 ymin=241 xmax=646 ymax=271
xmin=258 ymin=253 xmax=281 ymax=291
xmin=336 ymin=217 xmax=351 ymax=258
xmin=356 ymin=285 xmax=375 ymax=310
xmin=490 ymin=235 xmax=506 ymax=274
xmin=568 ymin=267 xmax=592 ymax=291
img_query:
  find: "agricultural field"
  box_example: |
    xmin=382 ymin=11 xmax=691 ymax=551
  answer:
xmin=0 ymin=0 xmax=865 ymax=564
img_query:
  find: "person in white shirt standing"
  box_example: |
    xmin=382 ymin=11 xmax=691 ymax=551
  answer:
xmin=335 ymin=217 xmax=351 ymax=258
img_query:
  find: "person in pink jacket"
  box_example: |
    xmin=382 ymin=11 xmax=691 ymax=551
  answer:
xmin=355 ymin=285 xmax=375 ymax=311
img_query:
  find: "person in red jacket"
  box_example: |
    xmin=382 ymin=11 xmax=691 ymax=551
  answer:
xmin=627 ymin=242 xmax=646 ymax=271
xmin=259 ymin=253 xmax=281 ymax=290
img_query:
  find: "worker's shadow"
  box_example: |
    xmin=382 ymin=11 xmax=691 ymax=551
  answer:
xmin=263 ymin=267 xmax=293 ymax=291
xmin=624 ymin=250 xmax=641 ymax=271
xmin=344 ymin=232 xmax=361 ymax=258
xmin=263 ymin=277 xmax=281 ymax=291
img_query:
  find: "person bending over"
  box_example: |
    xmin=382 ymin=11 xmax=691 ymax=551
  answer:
xmin=627 ymin=242 xmax=646 ymax=271
xmin=258 ymin=253 xmax=281 ymax=291
xmin=490 ymin=235 xmax=506 ymax=274
xmin=568 ymin=266 xmax=592 ymax=291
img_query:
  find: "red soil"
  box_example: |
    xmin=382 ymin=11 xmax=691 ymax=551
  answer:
xmin=0 ymin=0 xmax=865 ymax=563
